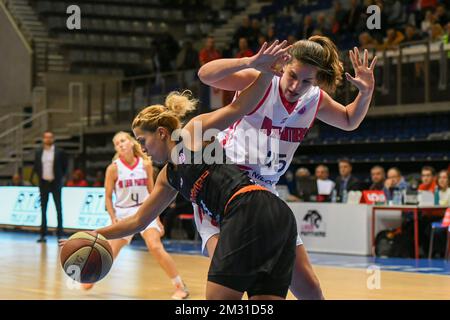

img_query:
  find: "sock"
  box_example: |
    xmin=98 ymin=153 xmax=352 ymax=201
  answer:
xmin=171 ymin=276 xmax=183 ymax=287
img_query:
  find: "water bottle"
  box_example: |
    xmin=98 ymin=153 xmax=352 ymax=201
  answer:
xmin=393 ymin=190 xmax=402 ymax=205
xmin=331 ymin=189 xmax=337 ymax=203
xmin=342 ymin=189 xmax=348 ymax=204
xmin=434 ymin=187 xmax=440 ymax=206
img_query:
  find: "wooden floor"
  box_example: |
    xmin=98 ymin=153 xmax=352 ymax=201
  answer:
xmin=0 ymin=236 xmax=449 ymax=300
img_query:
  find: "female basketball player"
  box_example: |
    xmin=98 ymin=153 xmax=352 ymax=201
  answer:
xmin=92 ymin=41 xmax=300 ymax=299
xmin=196 ymin=35 xmax=378 ymax=299
xmin=83 ymin=131 xmax=189 ymax=300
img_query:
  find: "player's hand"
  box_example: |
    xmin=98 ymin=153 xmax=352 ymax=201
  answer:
xmin=58 ymin=239 xmax=68 ymax=247
xmin=346 ymin=47 xmax=377 ymax=94
xmin=247 ymin=40 xmax=291 ymax=77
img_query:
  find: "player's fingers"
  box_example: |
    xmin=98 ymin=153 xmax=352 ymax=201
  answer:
xmin=363 ymin=49 xmax=368 ymax=67
xmin=369 ymin=55 xmax=378 ymax=71
xmin=349 ymin=50 xmax=357 ymax=71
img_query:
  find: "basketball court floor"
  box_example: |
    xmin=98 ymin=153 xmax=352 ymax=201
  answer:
xmin=0 ymin=232 xmax=449 ymax=300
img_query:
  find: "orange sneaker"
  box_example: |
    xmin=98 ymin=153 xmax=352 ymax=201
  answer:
xmin=81 ymin=283 xmax=94 ymax=290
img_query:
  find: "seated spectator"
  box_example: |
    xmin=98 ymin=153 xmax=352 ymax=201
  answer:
xmin=315 ymin=165 xmax=335 ymax=198
xmin=295 ymin=167 xmax=318 ymax=201
xmin=334 ymin=158 xmax=361 ymax=201
xmin=359 ymin=32 xmax=379 ymax=50
xmin=232 ymin=16 xmax=252 ymax=48
xmin=66 ymin=169 xmax=89 ymax=187
xmin=249 ymin=18 xmax=263 ymax=51
xmin=437 ymin=170 xmax=450 ymax=205
xmin=384 ymin=167 xmax=409 ymax=200
xmin=8 ymin=173 xmax=31 ymax=186
xmin=381 ymin=28 xmax=405 ymax=50
xmin=345 ymin=0 xmax=363 ymax=34
xmin=418 ymin=166 xmax=437 ymax=192
xmin=235 ymin=37 xmax=254 ymax=58
xmin=287 ymin=34 xmax=297 ymax=45
xmin=257 ymin=34 xmax=267 ymax=48
xmin=332 ymin=0 xmax=348 ymax=34
xmin=298 ymin=15 xmax=315 ymax=40
xmin=92 ymin=170 xmax=104 ymax=187
xmin=314 ymin=13 xmax=332 ymax=38
xmin=266 ymin=25 xmax=277 ymax=44
xmin=421 ymin=10 xmax=437 ymax=37
xmin=369 ymin=165 xmax=386 ymax=190
xmin=198 ymin=36 xmax=221 ymax=66
xmin=430 ymin=23 xmax=445 ymax=42
xmin=176 ymin=40 xmax=199 ymax=71
xmin=435 ymin=4 xmax=449 ymax=26
xmin=404 ymin=24 xmax=424 ymax=42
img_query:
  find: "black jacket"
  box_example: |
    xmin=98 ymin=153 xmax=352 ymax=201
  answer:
xmin=32 ymin=146 xmax=68 ymax=185
xmin=334 ymin=175 xmax=361 ymax=196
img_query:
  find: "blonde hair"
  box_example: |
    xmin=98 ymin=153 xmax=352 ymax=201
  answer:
xmin=132 ymin=90 xmax=197 ymax=133
xmin=288 ymin=35 xmax=344 ymax=93
xmin=112 ymin=131 xmax=149 ymax=162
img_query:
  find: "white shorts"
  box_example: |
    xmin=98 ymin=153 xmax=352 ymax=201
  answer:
xmin=115 ymin=206 xmax=162 ymax=243
xmin=193 ymin=179 xmax=303 ymax=257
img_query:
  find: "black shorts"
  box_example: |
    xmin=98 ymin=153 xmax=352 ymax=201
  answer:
xmin=208 ymin=190 xmax=297 ymax=298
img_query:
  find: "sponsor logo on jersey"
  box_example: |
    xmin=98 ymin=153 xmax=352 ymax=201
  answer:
xmin=190 ymin=170 xmax=210 ymax=203
xmin=260 ymin=117 xmax=308 ymax=143
xmin=117 ymin=178 xmax=148 ymax=189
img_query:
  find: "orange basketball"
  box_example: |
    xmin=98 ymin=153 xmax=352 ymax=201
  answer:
xmin=60 ymin=231 xmax=113 ymax=284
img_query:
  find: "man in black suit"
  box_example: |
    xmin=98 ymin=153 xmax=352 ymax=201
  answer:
xmin=334 ymin=158 xmax=361 ymax=202
xmin=32 ymin=131 xmax=68 ymax=242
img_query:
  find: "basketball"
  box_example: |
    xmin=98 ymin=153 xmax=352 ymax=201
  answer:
xmin=60 ymin=231 xmax=114 ymax=284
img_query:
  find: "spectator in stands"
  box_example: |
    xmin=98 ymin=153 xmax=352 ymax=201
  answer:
xmin=334 ymin=158 xmax=361 ymax=201
xmin=435 ymin=4 xmax=449 ymax=26
xmin=345 ymin=0 xmax=364 ymax=34
xmin=198 ymin=36 xmax=221 ymax=66
xmin=235 ymin=37 xmax=254 ymax=58
xmin=387 ymin=0 xmax=405 ymax=28
xmin=381 ymin=28 xmax=405 ymax=50
xmin=315 ymin=165 xmax=335 ymax=200
xmin=287 ymin=34 xmax=298 ymax=46
xmin=176 ymin=40 xmax=199 ymax=71
xmin=7 ymin=173 xmax=31 ymax=186
xmin=298 ymin=15 xmax=315 ymax=40
xmin=332 ymin=0 xmax=348 ymax=34
xmin=313 ymin=13 xmax=332 ymax=38
xmin=295 ymin=167 xmax=318 ymax=202
xmin=384 ymin=167 xmax=409 ymax=200
xmin=430 ymin=23 xmax=445 ymax=42
xmin=66 ymin=169 xmax=89 ymax=187
xmin=369 ymin=165 xmax=386 ymax=190
xmin=404 ymin=24 xmax=424 ymax=42
xmin=358 ymin=32 xmax=379 ymax=50
xmin=437 ymin=170 xmax=450 ymax=205
xmin=421 ymin=10 xmax=437 ymax=37
xmin=418 ymin=166 xmax=437 ymax=192
xmin=92 ymin=170 xmax=104 ymax=187
xmin=232 ymin=16 xmax=252 ymax=48
xmin=266 ymin=25 xmax=277 ymax=44
xmin=249 ymin=18 xmax=263 ymax=52
xmin=257 ymin=34 xmax=268 ymax=48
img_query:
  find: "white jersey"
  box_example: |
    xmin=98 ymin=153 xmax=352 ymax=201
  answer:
xmin=219 ymin=76 xmax=322 ymax=189
xmin=113 ymin=157 xmax=149 ymax=209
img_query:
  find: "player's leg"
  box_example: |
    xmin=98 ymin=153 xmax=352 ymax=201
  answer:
xmin=289 ymin=244 xmax=324 ymax=300
xmin=205 ymin=281 xmax=244 ymax=300
xmin=141 ymin=221 xmax=189 ymax=299
xmin=193 ymin=203 xmax=220 ymax=256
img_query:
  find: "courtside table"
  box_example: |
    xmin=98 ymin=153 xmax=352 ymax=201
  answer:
xmin=371 ymin=205 xmax=448 ymax=259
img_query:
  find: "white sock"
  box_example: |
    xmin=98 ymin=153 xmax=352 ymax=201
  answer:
xmin=171 ymin=276 xmax=183 ymax=287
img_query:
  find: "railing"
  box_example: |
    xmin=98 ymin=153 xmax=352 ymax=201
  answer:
xmin=82 ymin=68 xmax=201 ymax=127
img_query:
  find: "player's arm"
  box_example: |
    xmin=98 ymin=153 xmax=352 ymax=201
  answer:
xmin=104 ymin=164 xmax=118 ymax=224
xmin=198 ymin=40 xmax=288 ymax=91
xmin=183 ymin=41 xmax=290 ymax=149
xmin=143 ymin=160 xmax=155 ymax=193
xmin=96 ymin=165 xmax=177 ymax=240
xmin=317 ymin=48 xmax=377 ymax=131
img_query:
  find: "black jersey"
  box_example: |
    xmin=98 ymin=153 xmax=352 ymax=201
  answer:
xmin=166 ymin=141 xmax=253 ymax=224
